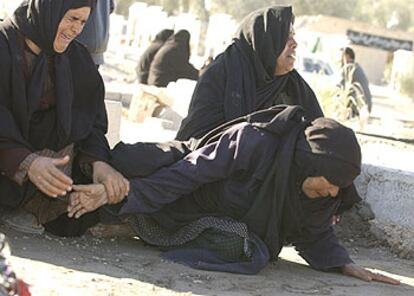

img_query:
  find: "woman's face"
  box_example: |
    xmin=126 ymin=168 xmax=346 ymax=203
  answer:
xmin=302 ymin=176 xmax=340 ymax=199
xmin=274 ymin=27 xmax=297 ymax=76
xmin=53 ymin=6 xmax=91 ymax=53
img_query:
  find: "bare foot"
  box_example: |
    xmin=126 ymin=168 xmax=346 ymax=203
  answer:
xmin=67 ymin=184 xmax=107 ymax=219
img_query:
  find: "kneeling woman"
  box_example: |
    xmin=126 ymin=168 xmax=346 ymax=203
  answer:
xmin=69 ymin=106 xmax=398 ymax=284
xmin=0 ymin=0 xmax=128 ymax=236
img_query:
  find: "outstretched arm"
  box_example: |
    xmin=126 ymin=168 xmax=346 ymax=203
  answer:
xmin=120 ymin=123 xmax=258 ymax=214
xmin=295 ymin=227 xmax=353 ymax=270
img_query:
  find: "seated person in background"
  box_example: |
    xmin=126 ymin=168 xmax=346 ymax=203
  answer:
xmin=67 ymin=105 xmax=399 ymax=285
xmin=136 ymin=29 xmax=174 ymax=84
xmin=0 ymin=0 xmax=128 ymax=236
xmin=147 ymin=29 xmax=199 ymax=87
xmin=176 ymin=5 xmax=323 ymax=141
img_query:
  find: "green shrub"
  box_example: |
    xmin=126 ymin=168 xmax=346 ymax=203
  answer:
xmin=307 ymin=76 xmax=344 ymax=119
xmin=398 ymin=70 xmax=414 ymax=100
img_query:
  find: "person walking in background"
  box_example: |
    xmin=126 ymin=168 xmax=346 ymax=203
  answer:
xmin=136 ymin=29 xmax=174 ymax=84
xmin=147 ymin=29 xmax=199 ymax=87
xmin=340 ymin=47 xmax=373 ymax=113
xmin=77 ymin=0 xmax=115 ymax=67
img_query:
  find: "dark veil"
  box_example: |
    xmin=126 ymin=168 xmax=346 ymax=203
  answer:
xmin=176 ymin=6 xmax=323 ymax=141
xmin=154 ymin=29 xmax=174 ymax=43
xmin=0 ymin=0 xmax=101 ymax=152
xmin=137 ymin=29 xmax=173 ymax=84
xmin=11 ymin=0 xmax=96 ymax=56
xmin=242 ymin=116 xmax=361 ymax=256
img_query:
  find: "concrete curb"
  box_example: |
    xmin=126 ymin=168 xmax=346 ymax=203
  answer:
xmin=355 ymin=164 xmax=414 ymax=258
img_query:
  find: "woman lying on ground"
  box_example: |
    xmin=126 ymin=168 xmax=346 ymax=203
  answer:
xmin=66 ymin=105 xmax=398 ymax=285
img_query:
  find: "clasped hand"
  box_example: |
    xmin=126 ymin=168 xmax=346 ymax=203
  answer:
xmin=92 ymin=161 xmax=130 ymax=204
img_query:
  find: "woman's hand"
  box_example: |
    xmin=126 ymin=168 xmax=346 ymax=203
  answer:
xmin=67 ymin=184 xmax=107 ymax=219
xmin=28 ymin=155 xmax=73 ymax=197
xmin=342 ymin=263 xmax=400 ymax=285
xmin=92 ymin=161 xmax=129 ymax=204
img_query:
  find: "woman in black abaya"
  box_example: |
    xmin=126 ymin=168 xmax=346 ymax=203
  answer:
xmin=176 ymin=6 xmax=324 ymax=141
xmin=0 ymin=0 xmax=129 ymax=236
xmin=136 ymin=29 xmax=174 ymax=84
xmin=147 ymin=29 xmax=199 ymax=87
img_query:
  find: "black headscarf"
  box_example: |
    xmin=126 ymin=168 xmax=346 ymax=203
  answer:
xmin=11 ymin=0 xmax=96 ymax=56
xmin=147 ymin=29 xmax=198 ymax=87
xmin=0 ymin=0 xmax=104 ymax=152
xmin=137 ymin=29 xmax=174 ymax=84
xmin=295 ymin=118 xmax=361 ymax=188
xmin=293 ymin=118 xmax=362 ymax=219
xmin=176 ymin=6 xmax=323 ymax=141
xmin=172 ymin=30 xmax=191 ymax=57
xmin=154 ymin=29 xmax=175 ymax=43
xmin=241 ymin=114 xmax=361 ymax=256
xmin=235 ymin=6 xmax=293 ymax=88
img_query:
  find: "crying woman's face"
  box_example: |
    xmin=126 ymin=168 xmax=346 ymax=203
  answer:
xmin=302 ymin=176 xmax=339 ymax=199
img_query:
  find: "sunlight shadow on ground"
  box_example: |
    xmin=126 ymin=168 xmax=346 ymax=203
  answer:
xmin=279 ymin=246 xmax=414 ymax=288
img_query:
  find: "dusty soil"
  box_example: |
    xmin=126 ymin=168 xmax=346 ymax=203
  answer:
xmin=2 ymin=225 xmax=414 ymax=296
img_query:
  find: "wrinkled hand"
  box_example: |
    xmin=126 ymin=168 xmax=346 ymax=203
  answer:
xmin=92 ymin=161 xmax=129 ymax=204
xmin=342 ymin=263 xmax=400 ymax=285
xmin=67 ymin=184 xmax=107 ymax=219
xmin=28 ymin=155 xmax=73 ymax=198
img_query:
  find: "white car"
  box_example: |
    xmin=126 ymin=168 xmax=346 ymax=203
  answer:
xmin=295 ymin=53 xmax=340 ymax=89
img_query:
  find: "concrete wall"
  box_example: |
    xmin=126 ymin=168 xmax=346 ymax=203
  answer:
xmin=356 ymin=164 xmax=414 ymax=228
xmin=355 ymin=164 xmax=414 ymax=257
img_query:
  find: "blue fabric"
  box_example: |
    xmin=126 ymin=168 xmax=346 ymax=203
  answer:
xmin=294 ymin=227 xmax=353 ymax=270
xmin=161 ymin=233 xmax=270 ymax=275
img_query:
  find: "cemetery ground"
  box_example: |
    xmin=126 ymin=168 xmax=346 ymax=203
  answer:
xmin=2 ymin=225 xmax=414 ymax=296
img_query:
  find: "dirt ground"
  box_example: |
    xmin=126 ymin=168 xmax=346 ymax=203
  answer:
xmin=1 ymin=223 xmax=413 ymax=296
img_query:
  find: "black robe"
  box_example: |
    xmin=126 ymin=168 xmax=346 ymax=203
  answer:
xmin=176 ymin=6 xmax=323 ymax=141
xmin=0 ymin=0 xmax=109 ymax=209
xmin=147 ymin=29 xmax=198 ymax=87
xmin=136 ymin=29 xmax=173 ymax=84
xmin=116 ymin=106 xmax=359 ymax=273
